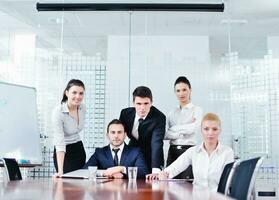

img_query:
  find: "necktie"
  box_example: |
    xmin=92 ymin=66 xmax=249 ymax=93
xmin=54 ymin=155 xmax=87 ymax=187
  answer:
xmin=138 ymin=118 xmax=144 ymax=129
xmin=138 ymin=118 xmax=144 ymax=124
xmin=138 ymin=118 xmax=144 ymax=138
xmin=112 ymin=148 xmax=120 ymax=166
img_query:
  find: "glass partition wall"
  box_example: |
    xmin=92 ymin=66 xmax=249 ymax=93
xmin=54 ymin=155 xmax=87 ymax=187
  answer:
xmin=0 ymin=1 xmax=278 ymax=189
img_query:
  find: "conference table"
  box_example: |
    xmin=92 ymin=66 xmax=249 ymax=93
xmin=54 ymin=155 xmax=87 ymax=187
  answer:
xmin=0 ymin=178 xmax=233 ymax=200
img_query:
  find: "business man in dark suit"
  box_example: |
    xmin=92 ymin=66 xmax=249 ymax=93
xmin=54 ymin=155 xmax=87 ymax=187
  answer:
xmin=119 ymin=86 xmax=166 ymax=174
xmin=83 ymin=119 xmax=148 ymax=179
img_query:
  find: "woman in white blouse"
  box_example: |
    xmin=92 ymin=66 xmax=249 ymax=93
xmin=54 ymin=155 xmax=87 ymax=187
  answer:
xmin=52 ymin=79 xmax=86 ymax=177
xmin=158 ymin=113 xmax=234 ymax=191
xmin=165 ymin=76 xmax=202 ymax=179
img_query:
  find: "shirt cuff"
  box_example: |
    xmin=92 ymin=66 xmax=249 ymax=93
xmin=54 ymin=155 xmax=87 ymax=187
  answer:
xmin=122 ymin=167 xmax=127 ymax=174
xmin=55 ymin=145 xmax=66 ymax=152
xmin=152 ymin=168 xmax=161 ymax=174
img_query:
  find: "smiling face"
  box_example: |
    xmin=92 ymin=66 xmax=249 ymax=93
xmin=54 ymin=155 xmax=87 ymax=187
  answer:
xmin=107 ymin=124 xmax=126 ymax=148
xmin=65 ymin=85 xmax=84 ymax=107
xmin=175 ymin=82 xmax=191 ymax=106
xmin=201 ymin=120 xmax=221 ymax=145
xmin=133 ymin=97 xmax=152 ymax=118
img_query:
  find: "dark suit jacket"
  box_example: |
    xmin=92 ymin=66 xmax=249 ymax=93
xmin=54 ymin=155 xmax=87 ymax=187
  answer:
xmin=83 ymin=144 xmax=148 ymax=179
xmin=119 ymin=106 xmax=166 ymax=172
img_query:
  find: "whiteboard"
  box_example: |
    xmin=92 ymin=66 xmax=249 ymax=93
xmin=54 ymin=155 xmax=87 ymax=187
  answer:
xmin=0 ymin=82 xmax=42 ymax=164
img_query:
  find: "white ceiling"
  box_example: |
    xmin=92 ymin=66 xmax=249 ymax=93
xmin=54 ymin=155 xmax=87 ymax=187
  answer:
xmin=0 ymin=0 xmax=278 ymax=57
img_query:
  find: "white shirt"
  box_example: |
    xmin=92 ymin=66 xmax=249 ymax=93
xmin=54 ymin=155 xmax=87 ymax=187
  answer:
xmin=164 ymin=143 xmax=234 ymax=191
xmin=165 ymin=103 xmax=203 ymax=145
xmin=52 ymin=102 xmax=86 ymax=152
xmin=131 ymin=114 xmax=147 ymax=140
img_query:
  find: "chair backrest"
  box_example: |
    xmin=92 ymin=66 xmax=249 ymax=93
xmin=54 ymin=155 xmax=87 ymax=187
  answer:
xmin=1 ymin=158 xmax=22 ymax=181
xmin=217 ymin=161 xmax=235 ymax=194
xmin=228 ymin=157 xmax=263 ymax=200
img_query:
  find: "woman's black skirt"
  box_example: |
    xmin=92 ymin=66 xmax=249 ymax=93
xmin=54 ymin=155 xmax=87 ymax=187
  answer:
xmin=53 ymin=141 xmax=86 ymax=174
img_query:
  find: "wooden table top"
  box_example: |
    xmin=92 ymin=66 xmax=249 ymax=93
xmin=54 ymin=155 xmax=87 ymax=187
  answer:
xmin=0 ymin=178 xmax=233 ymax=200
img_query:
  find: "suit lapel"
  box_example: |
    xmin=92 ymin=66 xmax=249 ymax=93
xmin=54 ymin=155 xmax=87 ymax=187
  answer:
xmin=144 ymin=106 xmax=154 ymax=121
xmin=127 ymin=109 xmax=136 ymax=137
xmin=120 ymin=144 xmax=129 ymax=165
xmin=104 ymin=145 xmax=114 ymax=167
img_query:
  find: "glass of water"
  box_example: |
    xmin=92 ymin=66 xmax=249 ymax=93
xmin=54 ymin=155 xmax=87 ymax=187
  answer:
xmin=88 ymin=166 xmax=98 ymax=181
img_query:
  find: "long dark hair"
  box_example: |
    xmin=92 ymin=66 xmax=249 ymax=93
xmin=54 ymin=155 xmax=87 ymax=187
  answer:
xmin=61 ymin=79 xmax=85 ymax=104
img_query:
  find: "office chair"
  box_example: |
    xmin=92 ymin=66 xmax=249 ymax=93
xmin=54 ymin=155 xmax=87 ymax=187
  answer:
xmin=217 ymin=161 xmax=235 ymax=194
xmin=228 ymin=157 xmax=263 ymax=200
xmin=1 ymin=158 xmax=22 ymax=181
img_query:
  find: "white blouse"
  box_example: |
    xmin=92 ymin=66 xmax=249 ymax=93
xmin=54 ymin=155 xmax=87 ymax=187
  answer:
xmin=164 ymin=143 xmax=234 ymax=191
xmin=52 ymin=102 xmax=86 ymax=152
xmin=165 ymin=103 xmax=203 ymax=145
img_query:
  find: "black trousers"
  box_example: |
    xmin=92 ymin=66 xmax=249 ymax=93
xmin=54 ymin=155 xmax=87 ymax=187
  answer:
xmin=167 ymin=145 xmax=194 ymax=180
xmin=53 ymin=141 xmax=86 ymax=174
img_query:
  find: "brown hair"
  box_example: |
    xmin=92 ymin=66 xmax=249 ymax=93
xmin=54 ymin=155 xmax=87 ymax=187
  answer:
xmin=107 ymin=119 xmax=126 ymax=133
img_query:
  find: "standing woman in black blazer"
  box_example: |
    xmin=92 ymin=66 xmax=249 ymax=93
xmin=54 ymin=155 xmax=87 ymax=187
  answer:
xmin=52 ymin=79 xmax=86 ymax=177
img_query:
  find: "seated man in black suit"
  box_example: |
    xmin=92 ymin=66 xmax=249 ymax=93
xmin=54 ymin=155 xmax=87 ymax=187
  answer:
xmin=119 ymin=86 xmax=166 ymax=174
xmin=83 ymin=119 xmax=148 ymax=179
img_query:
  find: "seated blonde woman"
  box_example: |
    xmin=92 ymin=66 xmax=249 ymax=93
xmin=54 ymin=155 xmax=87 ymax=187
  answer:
xmin=146 ymin=113 xmax=234 ymax=191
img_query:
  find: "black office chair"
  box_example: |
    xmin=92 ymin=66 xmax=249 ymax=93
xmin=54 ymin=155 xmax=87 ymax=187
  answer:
xmin=1 ymin=158 xmax=22 ymax=181
xmin=228 ymin=157 xmax=263 ymax=200
xmin=217 ymin=161 xmax=235 ymax=194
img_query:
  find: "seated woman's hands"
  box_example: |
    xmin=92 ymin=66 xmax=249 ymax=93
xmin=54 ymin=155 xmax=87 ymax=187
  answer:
xmin=158 ymin=171 xmax=169 ymax=180
xmin=146 ymin=171 xmax=169 ymax=180
xmin=146 ymin=173 xmax=159 ymax=180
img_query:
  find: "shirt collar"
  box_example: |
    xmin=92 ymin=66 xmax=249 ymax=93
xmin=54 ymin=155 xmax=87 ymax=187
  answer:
xmin=61 ymin=102 xmax=82 ymax=113
xmin=179 ymin=102 xmax=194 ymax=110
xmin=197 ymin=142 xmax=220 ymax=153
xmin=135 ymin=113 xmax=147 ymax=122
xmin=110 ymin=142 xmax=125 ymax=153
xmin=61 ymin=102 xmax=70 ymax=113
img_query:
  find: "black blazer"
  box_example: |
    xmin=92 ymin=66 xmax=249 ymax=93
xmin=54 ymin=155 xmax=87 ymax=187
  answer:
xmin=83 ymin=144 xmax=148 ymax=179
xmin=119 ymin=106 xmax=166 ymax=172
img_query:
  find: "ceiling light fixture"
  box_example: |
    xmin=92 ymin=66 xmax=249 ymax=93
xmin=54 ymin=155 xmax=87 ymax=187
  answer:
xmin=36 ymin=2 xmax=224 ymax=12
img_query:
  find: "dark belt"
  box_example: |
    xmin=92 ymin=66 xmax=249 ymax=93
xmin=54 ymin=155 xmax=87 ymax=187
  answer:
xmin=170 ymin=145 xmax=193 ymax=150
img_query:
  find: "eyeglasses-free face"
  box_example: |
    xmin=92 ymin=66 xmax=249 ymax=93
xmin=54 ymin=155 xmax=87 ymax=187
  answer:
xmin=201 ymin=120 xmax=221 ymax=143
xmin=65 ymin=85 xmax=84 ymax=107
xmin=174 ymin=82 xmax=191 ymax=106
xmin=133 ymin=97 xmax=152 ymax=118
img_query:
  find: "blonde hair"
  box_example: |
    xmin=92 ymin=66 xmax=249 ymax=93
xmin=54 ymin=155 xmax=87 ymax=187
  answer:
xmin=202 ymin=113 xmax=221 ymax=127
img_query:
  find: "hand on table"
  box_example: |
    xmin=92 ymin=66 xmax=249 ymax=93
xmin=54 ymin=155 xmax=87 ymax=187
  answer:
xmin=104 ymin=166 xmax=125 ymax=178
xmin=53 ymin=171 xmax=63 ymax=178
xmin=146 ymin=173 xmax=159 ymax=180
xmin=158 ymin=171 xmax=169 ymax=180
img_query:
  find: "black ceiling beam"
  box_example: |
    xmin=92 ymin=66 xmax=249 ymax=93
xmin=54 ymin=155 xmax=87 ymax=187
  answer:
xmin=36 ymin=3 xmax=224 ymax=12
